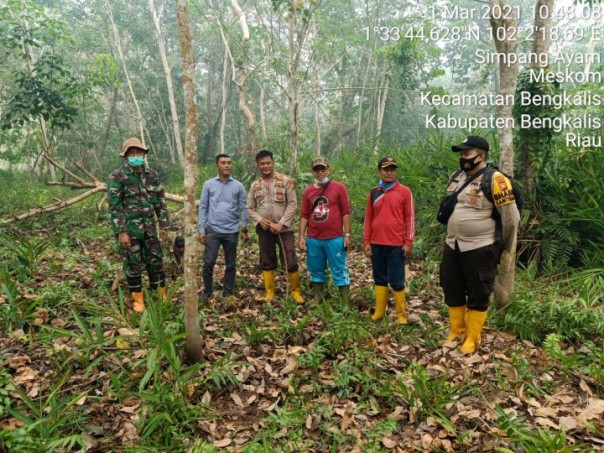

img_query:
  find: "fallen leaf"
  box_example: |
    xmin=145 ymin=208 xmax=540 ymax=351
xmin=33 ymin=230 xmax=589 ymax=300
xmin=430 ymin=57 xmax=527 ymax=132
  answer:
xmin=381 ymin=436 xmax=397 ymax=449
xmin=231 ymin=393 xmax=245 ymax=407
xmin=306 ymin=414 xmax=313 ymax=430
xmin=116 ymin=338 xmax=129 ymax=349
xmin=119 ymin=403 xmax=140 ymax=414
xmin=51 ymin=318 xmax=66 ymax=328
xmin=559 ymin=416 xmax=578 ymax=431
xmin=281 ymin=355 xmax=298 ymax=375
xmin=579 ymin=379 xmax=593 ymax=396
xmin=7 ymin=355 xmax=30 ymax=369
xmin=535 ymin=417 xmax=559 ymax=429
xmin=536 ymin=407 xmax=558 ymax=417
xmin=421 ymin=433 xmax=434 ymax=450
xmin=213 ymin=438 xmax=231 ymax=448
xmin=458 ymin=409 xmax=481 ymax=419
xmin=577 ymin=398 xmax=604 ymax=421
xmin=118 ymin=328 xmax=136 ymax=336
xmin=116 ymin=420 xmax=138 ymax=443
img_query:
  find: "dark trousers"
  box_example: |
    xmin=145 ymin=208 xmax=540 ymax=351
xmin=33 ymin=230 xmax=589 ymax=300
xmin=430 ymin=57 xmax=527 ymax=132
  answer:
xmin=203 ymin=228 xmax=239 ymax=297
xmin=370 ymin=244 xmax=406 ymax=291
xmin=440 ymin=243 xmax=500 ymax=312
xmin=119 ymin=232 xmax=164 ymax=292
xmin=256 ymin=226 xmax=298 ymax=272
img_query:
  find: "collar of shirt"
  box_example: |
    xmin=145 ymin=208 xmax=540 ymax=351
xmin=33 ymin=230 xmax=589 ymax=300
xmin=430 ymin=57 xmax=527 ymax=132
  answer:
xmin=214 ymin=175 xmax=234 ymax=183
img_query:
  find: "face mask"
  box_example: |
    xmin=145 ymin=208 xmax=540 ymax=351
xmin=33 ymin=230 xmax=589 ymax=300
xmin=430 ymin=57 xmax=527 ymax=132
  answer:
xmin=459 ymin=155 xmax=481 ymax=172
xmin=128 ymin=156 xmax=145 ymax=167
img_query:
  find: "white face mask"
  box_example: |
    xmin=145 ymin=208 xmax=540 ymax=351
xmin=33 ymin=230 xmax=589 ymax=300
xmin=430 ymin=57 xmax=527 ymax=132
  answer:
xmin=314 ymin=177 xmax=329 ymax=184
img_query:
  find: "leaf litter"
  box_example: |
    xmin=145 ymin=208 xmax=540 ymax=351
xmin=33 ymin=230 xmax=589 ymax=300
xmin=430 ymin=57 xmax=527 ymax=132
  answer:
xmin=0 ymin=232 xmax=602 ymax=451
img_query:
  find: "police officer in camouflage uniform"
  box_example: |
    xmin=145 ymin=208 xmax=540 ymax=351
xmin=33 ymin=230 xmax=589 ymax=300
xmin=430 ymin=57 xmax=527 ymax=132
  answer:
xmin=108 ymin=138 xmax=170 ymax=312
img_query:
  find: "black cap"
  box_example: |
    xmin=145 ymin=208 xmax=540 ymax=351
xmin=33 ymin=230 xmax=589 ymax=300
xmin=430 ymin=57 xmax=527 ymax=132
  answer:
xmin=378 ymin=157 xmax=399 ymax=169
xmin=451 ymin=136 xmax=489 ymax=153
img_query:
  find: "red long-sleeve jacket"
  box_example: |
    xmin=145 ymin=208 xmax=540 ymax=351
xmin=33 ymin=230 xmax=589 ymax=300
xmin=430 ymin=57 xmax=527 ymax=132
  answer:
xmin=363 ymin=181 xmax=415 ymax=246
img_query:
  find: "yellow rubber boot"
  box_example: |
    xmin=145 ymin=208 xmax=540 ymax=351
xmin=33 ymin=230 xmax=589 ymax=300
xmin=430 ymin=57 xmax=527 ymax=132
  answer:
xmin=160 ymin=287 xmax=167 ymax=300
xmin=393 ymin=290 xmax=408 ymax=324
xmin=371 ymin=285 xmax=388 ymax=321
xmin=459 ymin=310 xmax=488 ymax=354
xmin=262 ymin=270 xmax=276 ymax=301
xmin=442 ymin=306 xmax=467 ymax=342
xmin=288 ymin=272 xmax=305 ymax=304
xmin=132 ymin=291 xmax=145 ymax=313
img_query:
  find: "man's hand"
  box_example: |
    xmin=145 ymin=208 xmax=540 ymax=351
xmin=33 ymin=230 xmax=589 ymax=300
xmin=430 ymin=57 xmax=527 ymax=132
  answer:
xmin=298 ymin=238 xmax=306 ymax=251
xmin=364 ymin=244 xmax=371 ymax=258
xmin=119 ymin=231 xmax=131 ymax=249
xmin=159 ymin=229 xmax=168 ymax=242
xmin=259 ymin=219 xmax=271 ymax=230
xmin=270 ymin=222 xmax=284 ymax=234
xmin=403 ymin=244 xmax=413 ymax=258
xmin=241 ymin=231 xmax=249 ymax=243
xmin=344 ymin=235 xmax=352 ymax=251
xmin=199 ymin=233 xmax=206 ymax=245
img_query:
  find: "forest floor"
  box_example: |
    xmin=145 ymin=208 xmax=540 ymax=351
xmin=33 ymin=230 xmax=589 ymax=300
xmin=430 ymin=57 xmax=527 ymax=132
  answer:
xmin=1 ymin=220 xmax=603 ymax=452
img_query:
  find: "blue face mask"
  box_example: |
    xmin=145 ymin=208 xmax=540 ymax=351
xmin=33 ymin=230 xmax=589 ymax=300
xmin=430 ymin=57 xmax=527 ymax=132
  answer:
xmin=127 ymin=156 xmax=145 ymax=167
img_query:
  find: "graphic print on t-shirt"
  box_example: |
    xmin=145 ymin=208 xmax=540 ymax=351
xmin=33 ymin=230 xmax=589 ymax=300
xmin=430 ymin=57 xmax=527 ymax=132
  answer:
xmin=312 ymin=195 xmax=329 ymax=222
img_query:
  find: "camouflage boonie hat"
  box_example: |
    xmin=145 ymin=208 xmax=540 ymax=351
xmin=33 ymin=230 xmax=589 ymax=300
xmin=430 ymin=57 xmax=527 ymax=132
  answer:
xmin=120 ymin=137 xmax=149 ymax=157
xmin=311 ymin=156 xmax=329 ymax=169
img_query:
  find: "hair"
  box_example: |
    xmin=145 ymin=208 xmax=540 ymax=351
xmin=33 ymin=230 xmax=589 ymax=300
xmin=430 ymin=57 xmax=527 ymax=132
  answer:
xmin=215 ymin=153 xmax=231 ymax=163
xmin=255 ymin=149 xmax=273 ymax=162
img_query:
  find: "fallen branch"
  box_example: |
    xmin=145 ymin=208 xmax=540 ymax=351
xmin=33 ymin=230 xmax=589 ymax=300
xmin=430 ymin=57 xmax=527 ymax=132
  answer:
xmin=1 ymin=152 xmax=188 ymax=225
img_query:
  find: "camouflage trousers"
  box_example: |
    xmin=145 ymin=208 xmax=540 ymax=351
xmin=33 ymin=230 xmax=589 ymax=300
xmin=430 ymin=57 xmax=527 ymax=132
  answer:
xmin=118 ymin=232 xmax=165 ymax=293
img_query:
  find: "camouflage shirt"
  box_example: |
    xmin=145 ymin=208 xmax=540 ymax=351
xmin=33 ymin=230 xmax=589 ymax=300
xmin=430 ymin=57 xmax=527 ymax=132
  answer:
xmin=107 ymin=163 xmax=170 ymax=238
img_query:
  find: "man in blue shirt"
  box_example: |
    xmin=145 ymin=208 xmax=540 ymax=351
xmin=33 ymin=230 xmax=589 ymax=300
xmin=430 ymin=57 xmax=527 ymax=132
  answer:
xmin=198 ymin=154 xmax=249 ymax=301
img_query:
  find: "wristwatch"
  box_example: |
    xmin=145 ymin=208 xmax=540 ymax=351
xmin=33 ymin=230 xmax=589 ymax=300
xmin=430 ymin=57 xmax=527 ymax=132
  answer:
xmin=345 ymin=233 xmax=351 ymax=237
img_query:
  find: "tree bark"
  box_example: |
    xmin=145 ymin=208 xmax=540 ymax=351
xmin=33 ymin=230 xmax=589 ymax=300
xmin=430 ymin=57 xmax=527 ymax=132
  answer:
xmin=105 ymin=0 xmax=145 ymax=145
xmin=149 ymin=0 xmax=185 ymax=167
xmin=220 ymin=38 xmax=230 ymax=155
xmin=490 ymin=0 xmax=520 ymax=311
xmin=95 ymin=86 xmax=119 ymax=171
xmin=373 ymin=70 xmax=390 ymax=153
xmin=175 ymin=0 xmax=204 ymax=363
xmin=287 ymin=12 xmax=304 ymax=175
xmin=229 ymin=0 xmax=259 ymax=154
xmin=518 ymin=0 xmax=554 ymax=194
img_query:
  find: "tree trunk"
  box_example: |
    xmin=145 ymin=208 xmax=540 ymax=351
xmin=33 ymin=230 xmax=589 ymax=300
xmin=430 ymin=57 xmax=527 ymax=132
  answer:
xmin=287 ymin=14 xmax=300 ymax=175
xmin=260 ymin=82 xmax=268 ymax=142
xmin=490 ymin=0 xmax=520 ymax=311
xmin=149 ymin=0 xmax=185 ymax=167
xmin=518 ymin=0 xmax=554 ymax=194
xmin=229 ymin=0 xmax=259 ymax=154
xmin=95 ymin=86 xmax=119 ymax=171
xmin=356 ymin=54 xmax=372 ymax=149
xmin=313 ymin=61 xmax=321 ymax=155
xmin=105 ymin=0 xmax=145 ymax=144
xmin=220 ymin=40 xmax=230 ymax=155
xmin=373 ymin=70 xmax=390 ymax=153
xmin=175 ymin=0 xmax=204 ymax=363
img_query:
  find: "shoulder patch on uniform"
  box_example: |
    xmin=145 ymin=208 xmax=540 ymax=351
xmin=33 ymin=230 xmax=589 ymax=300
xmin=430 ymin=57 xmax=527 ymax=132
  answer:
xmin=492 ymin=172 xmax=515 ymax=207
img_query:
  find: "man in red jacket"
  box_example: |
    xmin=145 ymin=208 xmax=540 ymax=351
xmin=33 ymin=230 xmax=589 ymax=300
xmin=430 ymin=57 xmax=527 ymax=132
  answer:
xmin=364 ymin=157 xmax=415 ymax=324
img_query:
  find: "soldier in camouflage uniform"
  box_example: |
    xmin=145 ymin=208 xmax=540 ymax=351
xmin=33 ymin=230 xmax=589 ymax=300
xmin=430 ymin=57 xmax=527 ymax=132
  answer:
xmin=107 ymin=137 xmax=170 ymax=312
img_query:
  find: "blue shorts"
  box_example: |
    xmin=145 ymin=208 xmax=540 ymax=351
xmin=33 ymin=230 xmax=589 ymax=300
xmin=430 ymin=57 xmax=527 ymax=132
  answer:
xmin=306 ymin=236 xmax=350 ymax=287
